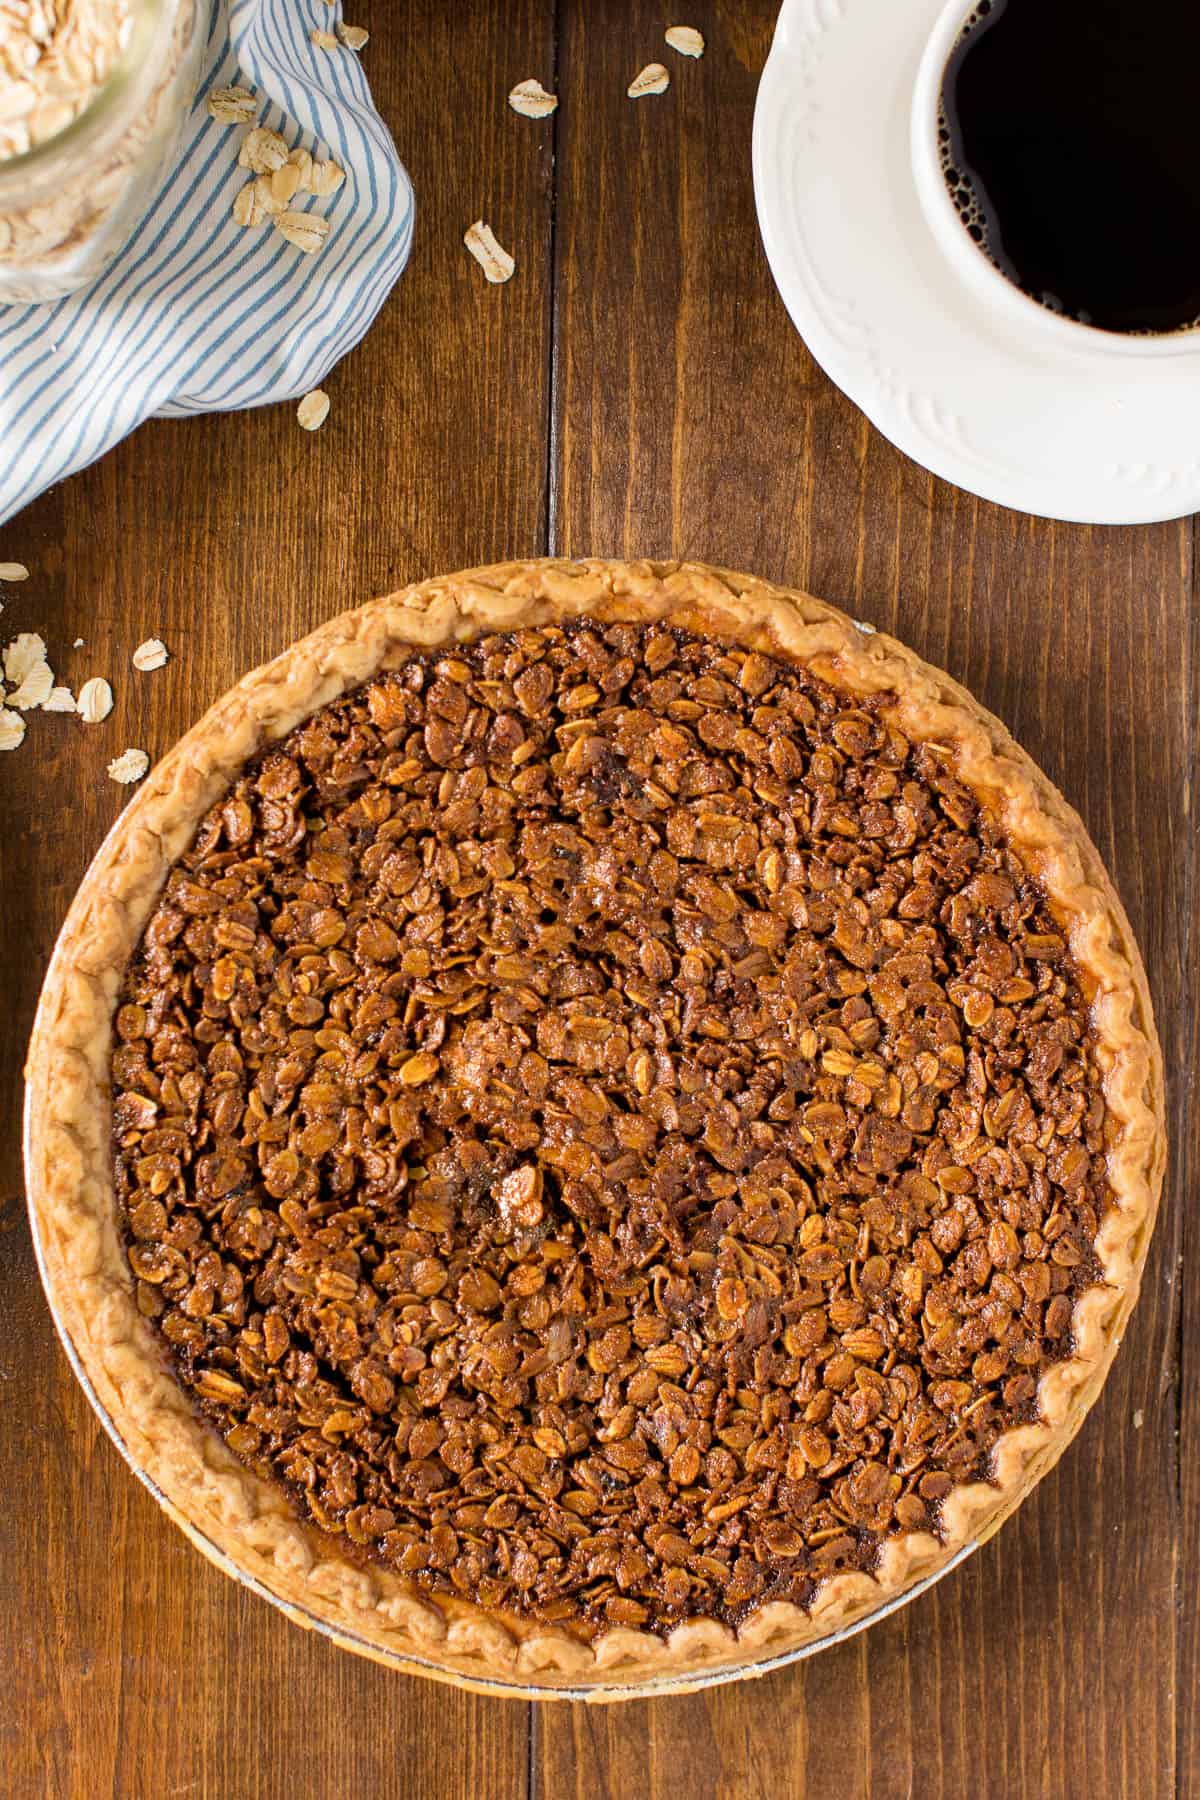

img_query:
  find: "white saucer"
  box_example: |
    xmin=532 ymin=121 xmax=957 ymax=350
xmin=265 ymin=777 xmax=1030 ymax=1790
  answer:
xmin=752 ymin=0 xmax=1200 ymax=525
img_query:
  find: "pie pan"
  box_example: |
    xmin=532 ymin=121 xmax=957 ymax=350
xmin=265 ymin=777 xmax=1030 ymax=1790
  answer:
xmin=24 ymin=559 xmax=1165 ymax=1699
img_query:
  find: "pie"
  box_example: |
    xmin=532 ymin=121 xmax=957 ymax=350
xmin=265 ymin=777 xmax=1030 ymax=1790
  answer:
xmin=25 ymin=559 xmax=1165 ymax=1697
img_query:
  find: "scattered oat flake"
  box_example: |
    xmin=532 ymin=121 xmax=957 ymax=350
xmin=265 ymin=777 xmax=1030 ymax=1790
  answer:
xmin=0 ymin=707 xmax=25 ymax=750
xmin=665 ymin=25 xmax=705 ymax=57
xmin=43 ymin=686 xmax=76 ymax=712
xmin=73 ymin=638 xmax=84 ymax=648
xmin=232 ymin=181 xmax=265 ymax=228
xmin=464 ymin=220 xmax=515 ymax=284
xmin=337 ymin=23 xmax=369 ymax=50
xmin=239 ymin=127 xmax=288 ymax=174
xmin=628 ymin=62 xmax=670 ymax=98
xmin=310 ymin=28 xmax=338 ymax=49
xmin=297 ymin=389 xmax=331 ymax=432
xmin=132 ymin=637 xmax=169 ymax=672
xmin=1133 ymin=1409 xmax=1144 ymax=1429
xmin=4 ymin=630 xmax=46 ymax=685
xmin=207 ymin=85 xmax=257 ymax=124
xmin=271 ymin=161 xmax=303 ymax=205
xmin=0 ymin=562 xmax=29 ymax=581
xmin=508 ymin=78 xmax=557 ymax=118
xmin=77 ymin=676 xmax=114 ymax=723
xmin=108 ymin=748 xmax=150 ymax=785
xmin=288 ymin=146 xmax=314 ymax=190
xmin=309 ymin=158 xmax=346 ymax=197
xmin=275 ymin=210 xmax=331 ymax=253
xmin=8 ymin=659 xmax=53 ymax=709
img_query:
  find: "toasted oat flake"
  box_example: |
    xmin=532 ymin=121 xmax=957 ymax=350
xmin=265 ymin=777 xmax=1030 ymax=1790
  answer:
xmin=207 ymin=85 xmax=257 ymax=125
xmin=239 ymin=126 xmax=289 ymax=174
xmin=628 ymin=62 xmax=670 ymax=97
xmin=665 ymin=24 xmax=705 ymax=57
xmin=0 ymin=562 xmax=29 ymax=582
xmin=275 ymin=209 xmax=331 ymax=253
xmin=8 ymin=659 xmax=53 ymax=709
xmin=508 ymin=78 xmax=558 ymax=118
xmin=108 ymin=747 xmax=150 ymax=785
xmin=0 ymin=707 xmax=24 ymax=750
xmin=43 ymin=686 xmax=76 ymax=712
xmin=77 ymin=676 xmax=114 ymax=723
xmin=4 ymin=630 xmax=46 ymax=686
xmin=297 ymin=389 xmax=331 ymax=431
xmin=464 ymin=219 xmax=515 ymax=284
xmin=310 ymin=28 xmax=338 ymax=49
xmin=132 ymin=638 xmax=169 ymax=673
xmin=337 ymin=23 xmax=369 ymax=50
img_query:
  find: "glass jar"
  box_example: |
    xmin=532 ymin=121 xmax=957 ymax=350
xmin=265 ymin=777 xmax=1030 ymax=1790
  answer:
xmin=0 ymin=0 xmax=206 ymax=304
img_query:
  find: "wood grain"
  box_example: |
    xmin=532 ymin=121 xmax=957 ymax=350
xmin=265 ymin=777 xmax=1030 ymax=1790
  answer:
xmin=1 ymin=0 xmax=1193 ymax=1794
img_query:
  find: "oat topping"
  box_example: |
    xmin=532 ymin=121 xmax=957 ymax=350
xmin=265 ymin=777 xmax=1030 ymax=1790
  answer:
xmin=0 ymin=704 xmax=24 ymax=749
xmin=111 ymin=622 xmax=1113 ymax=1636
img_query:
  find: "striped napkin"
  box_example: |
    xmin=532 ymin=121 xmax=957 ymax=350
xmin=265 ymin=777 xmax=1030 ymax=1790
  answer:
xmin=0 ymin=0 xmax=414 ymax=528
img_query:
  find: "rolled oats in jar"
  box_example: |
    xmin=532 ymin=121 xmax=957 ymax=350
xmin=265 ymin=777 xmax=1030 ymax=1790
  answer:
xmin=0 ymin=0 xmax=205 ymax=302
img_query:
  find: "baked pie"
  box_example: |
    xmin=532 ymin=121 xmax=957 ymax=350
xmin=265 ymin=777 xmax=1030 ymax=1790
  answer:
xmin=25 ymin=560 xmax=1164 ymax=1696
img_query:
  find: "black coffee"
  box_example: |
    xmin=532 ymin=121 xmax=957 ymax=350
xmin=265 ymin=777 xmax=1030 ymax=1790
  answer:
xmin=940 ymin=0 xmax=1200 ymax=335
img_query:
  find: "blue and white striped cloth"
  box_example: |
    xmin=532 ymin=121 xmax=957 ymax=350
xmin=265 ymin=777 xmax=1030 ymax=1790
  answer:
xmin=0 ymin=0 xmax=414 ymax=526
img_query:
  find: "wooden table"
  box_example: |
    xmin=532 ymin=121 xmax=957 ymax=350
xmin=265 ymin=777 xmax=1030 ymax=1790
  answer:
xmin=2 ymin=2 xmax=1193 ymax=1794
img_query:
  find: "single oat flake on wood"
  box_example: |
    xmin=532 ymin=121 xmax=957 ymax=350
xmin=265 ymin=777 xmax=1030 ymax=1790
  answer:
xmin=665 ymin=25 xmax=705 ymax=57
xmin=108 ymin=748 xmax=150 ymax=785
xmin=132 ymin=638 xmax=169 ymax=672
xmin=508 ymin=78 xmax=558 ymax=118
xmin=297 ymin=390 xmax=331 ymax=431
xmin=628 ymin=62 xmax=670 ymax=97
xmin=4 ymin=630 xmax=46 ymax=686
xmin=464 ymin=220 xmax=515 ymax=283
xmin=8 ymin=659 xmax=53 ymax=710
xmin=77 ymin=677 xmax=114 ymax=723
xmin=0 ymin=562 xmax=29 ymax=581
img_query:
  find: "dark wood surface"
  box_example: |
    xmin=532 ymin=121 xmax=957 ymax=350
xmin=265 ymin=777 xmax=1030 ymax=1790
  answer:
xmin=1 ymin=3 xmax=1192 ymax=1795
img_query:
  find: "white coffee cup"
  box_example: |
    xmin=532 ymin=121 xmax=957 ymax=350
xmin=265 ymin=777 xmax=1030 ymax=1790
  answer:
xmin=910 ymin=0 xmax=1200 ymax=360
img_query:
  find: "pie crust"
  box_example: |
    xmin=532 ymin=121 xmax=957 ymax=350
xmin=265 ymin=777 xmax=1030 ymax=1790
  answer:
xmin=24 ymin=559 xmax=1165 ymax=1697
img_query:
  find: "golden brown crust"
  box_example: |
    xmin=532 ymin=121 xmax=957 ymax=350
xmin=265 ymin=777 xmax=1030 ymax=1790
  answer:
xmin=23 ymin=559 xmax=1165 ymax=1698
